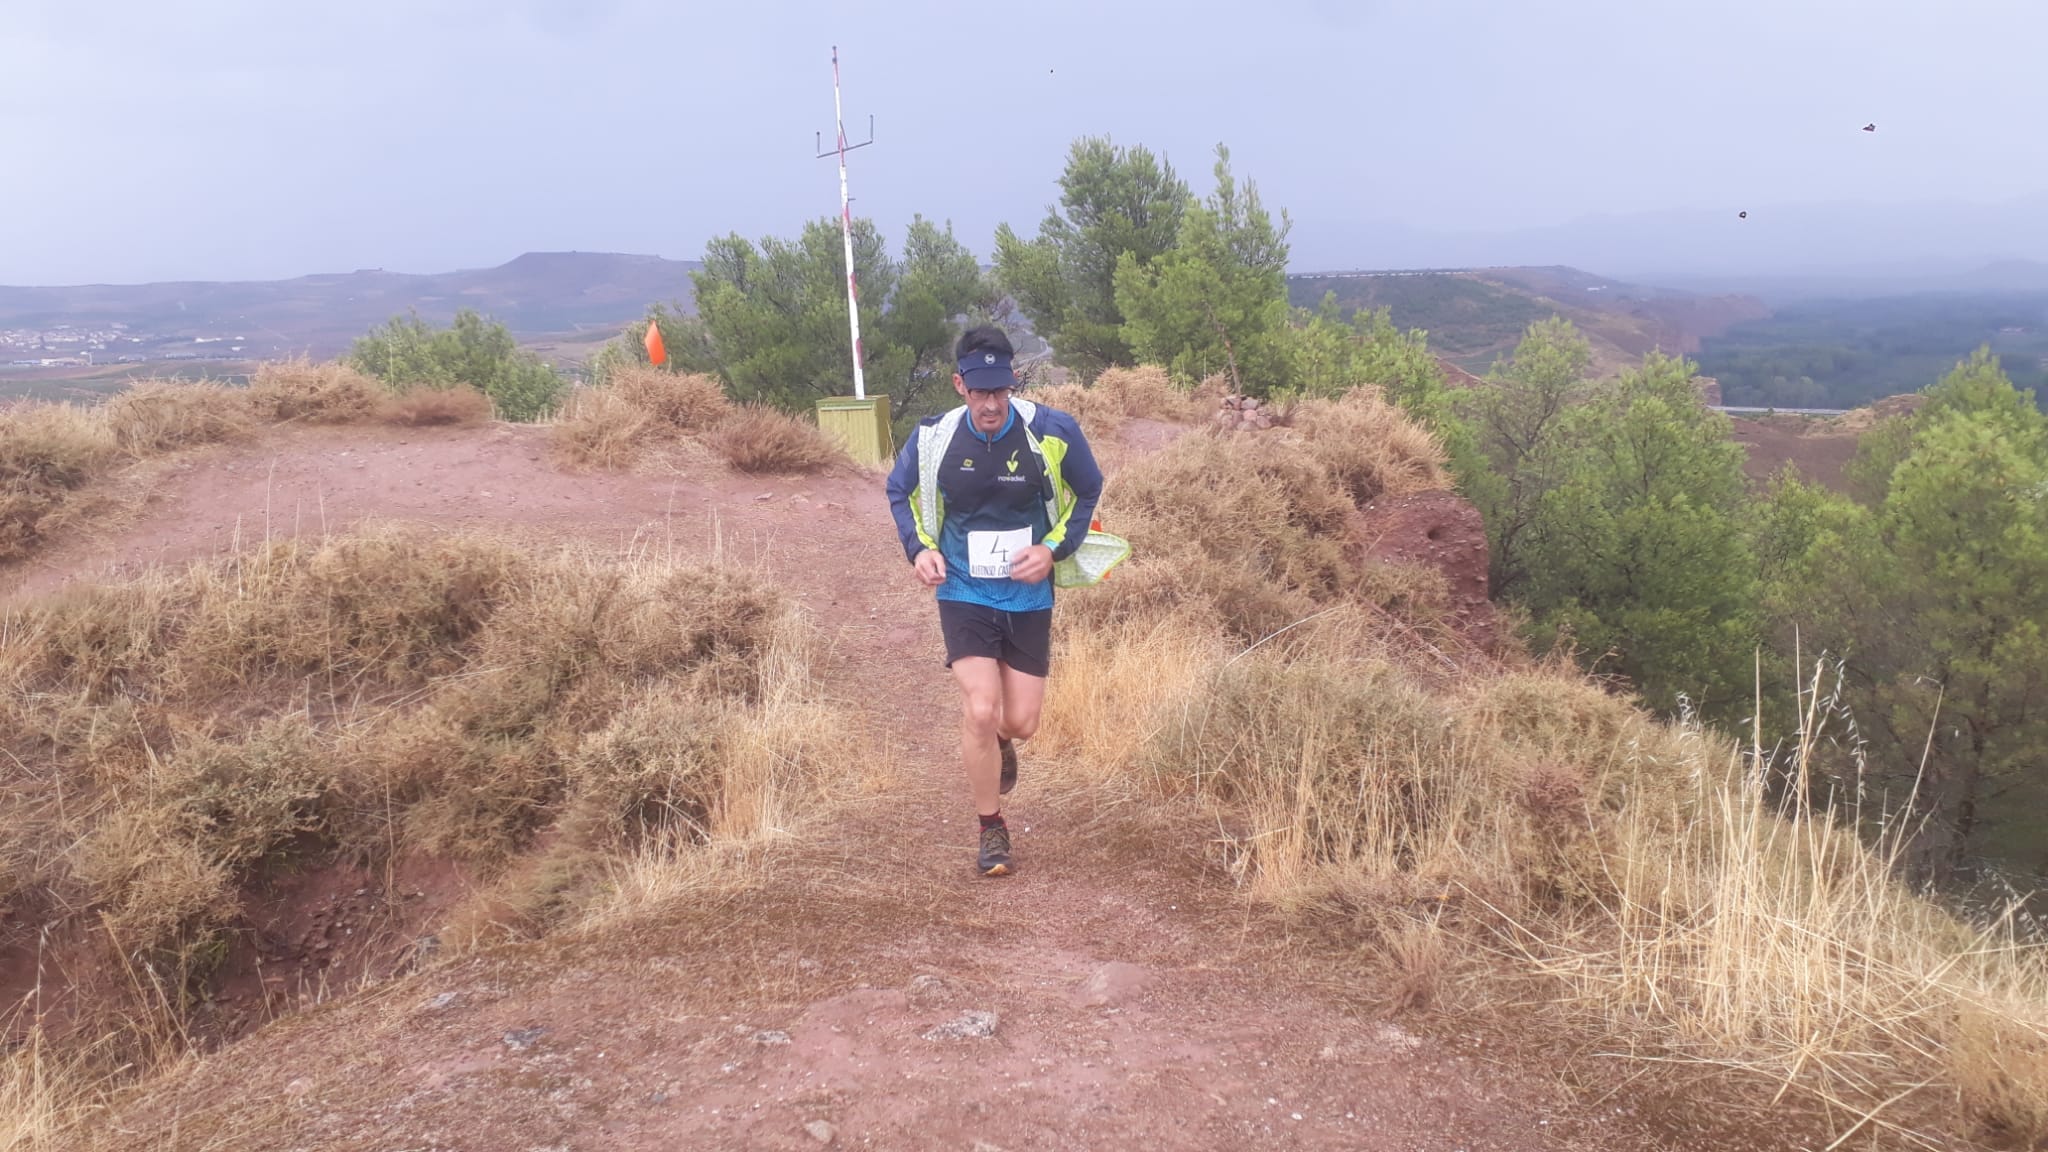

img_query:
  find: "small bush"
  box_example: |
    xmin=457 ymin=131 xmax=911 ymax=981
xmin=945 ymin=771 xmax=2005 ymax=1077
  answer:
xmin=349 ymin=310 xmax=564 ymax=422
xmin=711 ymin=406 xmax=850 ymax=474
xmin=379 ymin=385 xmax=493 ymax=427
xmin=104 ymin=381 xmax=255 ymax=456
xmin=244 ymin=358 xmax=389 ymax=424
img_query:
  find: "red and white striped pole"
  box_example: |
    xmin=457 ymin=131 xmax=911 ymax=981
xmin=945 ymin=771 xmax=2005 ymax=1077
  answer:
xmin=829 ymin=46 xmax=866 ymax=401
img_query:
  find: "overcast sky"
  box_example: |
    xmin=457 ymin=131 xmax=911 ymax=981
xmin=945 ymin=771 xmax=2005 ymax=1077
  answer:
xmin=4 ymin=0 xmax=2046 ymax=284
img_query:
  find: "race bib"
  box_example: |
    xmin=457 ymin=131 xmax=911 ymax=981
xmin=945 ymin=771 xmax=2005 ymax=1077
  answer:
xmin=967 ymin=527 xmax=1034 ymax=579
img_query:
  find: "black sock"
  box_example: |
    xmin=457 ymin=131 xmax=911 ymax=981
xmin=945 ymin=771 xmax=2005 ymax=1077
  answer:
xmin=979 ymin=812 xmax=1005 ymax=831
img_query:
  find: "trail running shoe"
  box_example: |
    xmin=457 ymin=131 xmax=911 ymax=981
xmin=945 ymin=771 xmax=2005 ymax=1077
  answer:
xmin=999 ymin=738 xmax=1019 ymax=795
xmin=978 ymin=823 xmax=1013 ymax=877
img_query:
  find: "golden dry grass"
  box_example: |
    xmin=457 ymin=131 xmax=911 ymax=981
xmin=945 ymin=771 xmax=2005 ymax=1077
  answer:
xmin=607 ymin=367 xmax=732 ymax=432
xmin=0 ymin=525 xmax=855 ymax=1121
xmin=0 ymin=402 xmax=118 ymax=562
xmin=242 ymin=359 xmax=388 ymax=424
xmin=550 ymin=369 xmax=740 ymax=470
xmin=1072 ymin=396 xmax=1453 ymax=644
xmin=1029 ymin=364 xmax=1211 ymax=435
xmin=1038 ymin=393 xmax=2048 ymax=1148
xmin=103 ymin=381 xmax=255 ymax=456
xmin=710 ymin=406 xmax=850 ymax=475
xmin=552 ymin=385 xmax=655 ymax=469
xmin=1292 ymin=386 xmax=1448 ymax=505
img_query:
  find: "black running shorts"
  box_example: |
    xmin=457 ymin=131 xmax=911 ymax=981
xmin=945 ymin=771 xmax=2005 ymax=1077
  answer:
xmin=936 ymin=600 xmax=1053 ymax=678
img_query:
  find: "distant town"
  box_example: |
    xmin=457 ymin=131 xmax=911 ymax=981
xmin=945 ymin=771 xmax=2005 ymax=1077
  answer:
xmin=1 ymin=323 xmax=265 ymax=369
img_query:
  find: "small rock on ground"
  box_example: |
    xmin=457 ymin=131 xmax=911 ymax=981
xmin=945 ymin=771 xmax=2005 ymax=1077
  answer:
xmin=805 ymin=1119 xmax=837 ymax=1144
xmin=753 ymin=1029 xmax=793 ymax=1046
xmin=922 ymin=1010 xmax=997 ymax=1041
xmin=502 ymin=1026 xmax=547 ymax=1051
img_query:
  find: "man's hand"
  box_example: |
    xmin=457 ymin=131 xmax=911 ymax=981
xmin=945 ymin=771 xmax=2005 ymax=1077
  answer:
xmin=913 ymin=548 xmax=947 ymax=588
xmin=1008 ymin=543 xmax=1054 ymax=584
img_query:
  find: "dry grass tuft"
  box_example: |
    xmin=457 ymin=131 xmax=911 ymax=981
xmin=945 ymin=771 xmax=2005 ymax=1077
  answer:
xmin=607 ymin=366 xmax=732 ymax=433
xmin=378 ymin=385 xmax=493 ymax=427
xmin=550 ymin=369 xmax=735 ymax=470
xmin=711 ymin=406 xmax=850 ymax=475
xmin=1090 ymin=364 xmax=1207 ymax=423
xmin=1292 ymin=387 xmax=1448 ymax=505
xmin=0 ymin=525 xmax=851 ymax=1105
xmin=0 ymin=1032 xmax=102 ymax=1150
xmin=1074 ymin=423 xmax=1451 ymax=642
xmin=1954 ymin=1008 xmax=2048 ymax=1146
xmin=243 ymin=358 xmax=390 ymax=424
xmin=0 ymin=402 xmax=118 ymax=562
xmin=1030 ymin=364 xmax=1207 ymax=434
xmin=104 ymin=381 xmax=255 ymax=456
xmin=552 ymin=386 xmax=655 ymax=469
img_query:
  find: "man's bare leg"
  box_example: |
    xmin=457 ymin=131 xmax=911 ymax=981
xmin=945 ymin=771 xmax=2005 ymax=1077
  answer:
xmin=951 ymin=656 xmax=1006 ymax=816
xmin=998 ymin=663 xmax=1046 ymax=745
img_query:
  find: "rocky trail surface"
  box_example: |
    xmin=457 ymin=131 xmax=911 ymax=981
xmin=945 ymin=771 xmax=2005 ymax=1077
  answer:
xmin=26 ymin=423 xmax=1707 ymax=1151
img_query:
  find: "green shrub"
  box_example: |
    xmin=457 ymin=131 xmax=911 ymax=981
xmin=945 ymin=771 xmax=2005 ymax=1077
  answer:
xmin=349 ymin=309 xmax=564 ymax=421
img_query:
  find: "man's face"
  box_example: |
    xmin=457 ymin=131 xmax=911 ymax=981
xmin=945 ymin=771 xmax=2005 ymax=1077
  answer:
xmin=955 ymin=375 xmax=1011 ymax=434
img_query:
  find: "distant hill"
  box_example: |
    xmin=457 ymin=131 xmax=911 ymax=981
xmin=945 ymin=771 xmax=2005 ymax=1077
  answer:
xmin=1660 ymin=259 xmax=2048 ymax=302
xmin=1290 ymin=193 xmax=2048 ymax=288
xmin=1289 ymin=266 xmax=1766 ymax=374
xmin=0 ymin=252 xmax=700 ymax=364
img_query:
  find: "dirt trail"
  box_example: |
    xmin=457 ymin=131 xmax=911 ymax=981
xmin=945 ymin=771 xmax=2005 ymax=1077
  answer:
xmin=37 ymin=423 xmax=1693 ymax=1151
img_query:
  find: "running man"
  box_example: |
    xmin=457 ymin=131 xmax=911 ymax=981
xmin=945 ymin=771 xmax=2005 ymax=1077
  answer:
xmin=885 ymin=325 xmax=1104 ymax=876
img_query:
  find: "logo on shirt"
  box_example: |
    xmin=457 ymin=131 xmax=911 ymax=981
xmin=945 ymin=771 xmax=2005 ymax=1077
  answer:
xmin=960 ymin=457 xmax=974 ymax=470
xmin=1006 ymin=450 xmax=1020 ymax=474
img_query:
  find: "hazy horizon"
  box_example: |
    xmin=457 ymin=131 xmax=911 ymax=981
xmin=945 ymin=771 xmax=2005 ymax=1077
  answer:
xmin=6 ymin=0 xmax=2047 ymax=286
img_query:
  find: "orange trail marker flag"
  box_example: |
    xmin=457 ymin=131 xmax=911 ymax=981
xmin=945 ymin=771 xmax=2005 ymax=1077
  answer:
xmin=643 ymin=321 xmax=668 ymax=366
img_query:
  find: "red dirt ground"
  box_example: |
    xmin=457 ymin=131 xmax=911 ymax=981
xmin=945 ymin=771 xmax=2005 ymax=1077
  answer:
xmin=15 ymin=421 xmax=1804 ymax=1151
xmin=1726 ymin=414 xmax=1861 ymax=492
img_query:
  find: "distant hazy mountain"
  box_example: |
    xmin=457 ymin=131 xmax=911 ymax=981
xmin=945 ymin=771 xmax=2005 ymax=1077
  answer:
xmin=1291 ymin=194 xmax=2048 ymax=298
xmin=0 ymin=252 xmax=700 ymax=357
xmin=1655 ymin=259 xmax=2048 ymax=301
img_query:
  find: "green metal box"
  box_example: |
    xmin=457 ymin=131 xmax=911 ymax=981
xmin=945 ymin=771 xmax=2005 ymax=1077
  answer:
xmin=815 ymin=395 xmax=895 ymax=466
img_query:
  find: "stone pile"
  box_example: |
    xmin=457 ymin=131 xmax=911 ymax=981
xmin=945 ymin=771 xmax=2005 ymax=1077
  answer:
xmin=1215 ymin=394 xmax=1275 ymax=431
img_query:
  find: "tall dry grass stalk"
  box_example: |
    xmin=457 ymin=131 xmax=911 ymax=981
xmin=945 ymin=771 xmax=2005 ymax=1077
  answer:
xmin=0 ymin=1031 xmax=107 ymax=1151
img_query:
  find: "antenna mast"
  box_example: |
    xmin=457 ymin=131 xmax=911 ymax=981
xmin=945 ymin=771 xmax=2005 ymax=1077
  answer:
xmin=816 ymin=47 xmax=876 ymax=400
